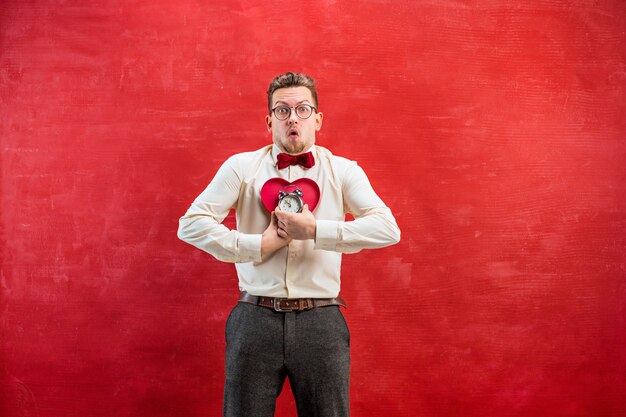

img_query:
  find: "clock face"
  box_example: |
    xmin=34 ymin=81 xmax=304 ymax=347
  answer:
xmin=278 ymin=194 xmax=303 ymax=213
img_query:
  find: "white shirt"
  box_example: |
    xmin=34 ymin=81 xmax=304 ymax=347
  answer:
xmin=178 ymin=144 xmax=400 ymax=298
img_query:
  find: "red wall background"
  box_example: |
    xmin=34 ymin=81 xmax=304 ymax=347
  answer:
xmin=1 ymin=1 xmax=625 ymax=416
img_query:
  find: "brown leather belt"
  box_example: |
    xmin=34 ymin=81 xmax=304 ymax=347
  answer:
xmin=238 ymin=291 xmax=346 ymax=312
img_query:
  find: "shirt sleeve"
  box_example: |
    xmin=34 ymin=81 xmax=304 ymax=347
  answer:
xmin=314 ymin=163 xmax=401 ymax=253
xmin=177 ymin=156 xmax=262 ymax=263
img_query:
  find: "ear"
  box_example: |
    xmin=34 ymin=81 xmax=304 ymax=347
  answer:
xmin=265 ymin=114 xmax=272 ymax=132
xmin=315 ymin=111 xmax=323 ymax=131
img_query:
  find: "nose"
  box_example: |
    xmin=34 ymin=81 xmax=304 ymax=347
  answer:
xmin=287 ymin=108 xmax=299 ymax=124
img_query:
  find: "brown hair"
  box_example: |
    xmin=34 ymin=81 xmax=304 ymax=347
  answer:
xmin=267 ymin=72 xmax=318 ymax=114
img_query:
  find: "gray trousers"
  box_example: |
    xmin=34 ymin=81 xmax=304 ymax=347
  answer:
xmin=223 ymin=302 xmax=350 ymax=417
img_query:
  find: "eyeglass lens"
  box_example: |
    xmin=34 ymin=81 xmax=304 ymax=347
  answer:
xmin=274 ymin=105 xmax=314 ymax=120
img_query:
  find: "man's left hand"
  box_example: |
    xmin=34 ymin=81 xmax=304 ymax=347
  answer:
xmin=275 ymin=204 xmax=316 ymax=240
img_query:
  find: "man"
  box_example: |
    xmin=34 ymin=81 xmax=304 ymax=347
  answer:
xmin=178 ymin=72 xmax=400 ymax=417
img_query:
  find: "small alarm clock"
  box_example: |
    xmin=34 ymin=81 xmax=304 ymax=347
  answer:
xmin=278 ymin=188 xmax=304 ymax=213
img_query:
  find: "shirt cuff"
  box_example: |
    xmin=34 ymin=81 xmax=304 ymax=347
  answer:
xmin=238 ymin=233 xmax=262 ymax=263
xmin=314 ymin=220 xmax=340 ymax=251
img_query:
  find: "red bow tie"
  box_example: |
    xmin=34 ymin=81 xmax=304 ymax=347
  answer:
xmin=276 ymin=152 xmax=315 ymax=169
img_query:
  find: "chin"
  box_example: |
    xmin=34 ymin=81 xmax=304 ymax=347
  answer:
xmin=276 ymin=137 xmax=312 ymax=155
xmin=281 ymin=143 xmax=303 ymax=154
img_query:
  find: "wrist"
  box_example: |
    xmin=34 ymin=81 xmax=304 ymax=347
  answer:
xmin=261 ymin=229 xmax=289 ymax=257
xmin=261 ymin=231 xmax=273 ymax=257
xmin=309 ymin=222 xmax=317 ymax=240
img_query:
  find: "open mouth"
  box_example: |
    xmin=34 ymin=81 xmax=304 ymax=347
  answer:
xmin=288 ymin=128 xmax=299 ymax=139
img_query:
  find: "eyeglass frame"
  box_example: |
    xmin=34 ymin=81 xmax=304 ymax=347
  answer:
xmin=270 ymin=104 xmax=318 ymax=121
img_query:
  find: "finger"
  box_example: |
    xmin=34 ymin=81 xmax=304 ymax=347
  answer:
xmin=277 ymin=228 xmax=289 ymax=238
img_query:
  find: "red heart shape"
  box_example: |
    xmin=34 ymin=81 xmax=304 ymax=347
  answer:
xmin=260 ymin=178 xmax=320 ymax=212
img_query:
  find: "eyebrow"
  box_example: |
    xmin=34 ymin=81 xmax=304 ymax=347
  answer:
xmin=274 ymin=100 xmax=312 ymax=106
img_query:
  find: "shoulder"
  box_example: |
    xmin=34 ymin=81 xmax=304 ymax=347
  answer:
xmin=315 ymin=146 xmax=366 ymax=190
xmin=315 ymin=145 xmax=358 ymax=171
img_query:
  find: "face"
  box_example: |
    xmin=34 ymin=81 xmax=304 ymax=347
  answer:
xmin=265 ymin=86 xmax=323 ymax=155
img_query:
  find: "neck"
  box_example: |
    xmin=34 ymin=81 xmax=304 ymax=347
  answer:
xmin=276 ymin=144 xmax=313 ymax=156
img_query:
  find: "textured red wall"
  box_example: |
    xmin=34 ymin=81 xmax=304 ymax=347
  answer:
xmin=1 ymin=1 xmax=625 ymax=416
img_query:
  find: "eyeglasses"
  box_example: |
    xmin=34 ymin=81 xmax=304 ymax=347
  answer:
xmin=271 ymin=104 xmax=317 ymax=121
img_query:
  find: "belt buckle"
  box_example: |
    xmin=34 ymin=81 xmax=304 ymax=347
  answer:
xmin=273 ymin=297 xmax=290 ymax=312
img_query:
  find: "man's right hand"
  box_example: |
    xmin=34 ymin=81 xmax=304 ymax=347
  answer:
xmin=261 ymin=211 xmax=291 ymax=258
